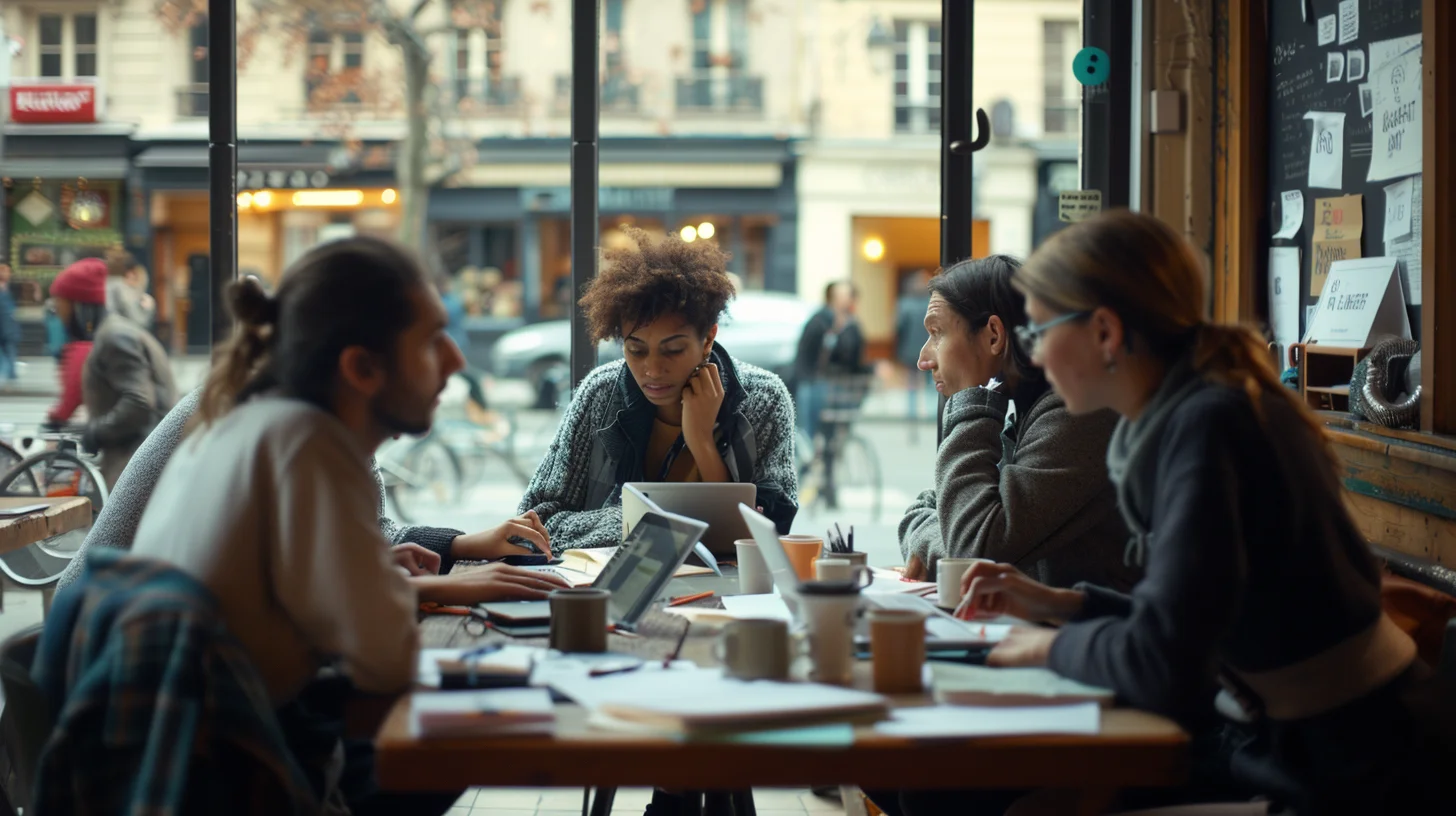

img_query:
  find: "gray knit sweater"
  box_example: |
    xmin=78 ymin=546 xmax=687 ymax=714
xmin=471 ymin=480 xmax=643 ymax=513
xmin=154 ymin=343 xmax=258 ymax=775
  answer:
xmin=898 ymin=382 xmax=1138 ymax=591
xmin=518 ymin=350 xmax=799 ymax=551
xmin=57 ymin=387 xmax=464 ymax=589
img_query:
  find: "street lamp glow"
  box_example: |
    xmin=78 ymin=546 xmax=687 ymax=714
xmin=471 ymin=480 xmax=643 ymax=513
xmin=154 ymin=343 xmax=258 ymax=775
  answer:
xmin=862 ymin=237 xmax=886 ymax=262
xmin=698 ymin=222 xmax=716 ymax=239
xmin=680 ymin=225 xmax=698 ymax=242
xmin=292 ymin=190 xmax=365 ymax=207
xmin=382 ymin=188 xmax=398 ymax=204
xmin=252 ymin=190 xmax=274 ymax=208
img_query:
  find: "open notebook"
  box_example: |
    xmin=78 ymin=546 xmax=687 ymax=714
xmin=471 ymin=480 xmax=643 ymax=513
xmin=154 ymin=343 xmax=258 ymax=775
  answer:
xmin=929 ymin=663 xmax=1115 ymax=708
xmin=561 ymin=546 xmax=715 ymax=578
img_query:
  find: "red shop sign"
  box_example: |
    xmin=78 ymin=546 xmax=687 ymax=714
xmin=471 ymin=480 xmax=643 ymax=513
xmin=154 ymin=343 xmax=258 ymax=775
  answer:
xmin=9 ymin=83 xmax=98 ymax=124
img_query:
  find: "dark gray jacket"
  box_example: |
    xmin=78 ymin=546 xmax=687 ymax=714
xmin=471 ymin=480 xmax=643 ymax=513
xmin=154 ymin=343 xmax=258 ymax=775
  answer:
xmin=57 ymin=387 xmax=464 ymax=589
xmin=898 ymin=381 xmax=1137 ymax=591
xmin=82 ymin=315 xmax=178 ymax=487
xmin=519 ymin=344 xmax=798 ymax=551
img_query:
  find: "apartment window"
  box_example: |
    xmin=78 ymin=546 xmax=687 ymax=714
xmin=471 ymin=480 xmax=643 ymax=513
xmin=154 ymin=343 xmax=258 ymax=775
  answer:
xmin=894 ymin=21 xmax=941 ymax=135
xmin=305 ymin=29 xmax=365 ymax=105
xmin=452 ymin=1 xmax=515 ymax=108
xmin=178 ymin=19 xmax=210 ymax=117
xmin=37 ymin=12 xmax=99 ymax=79
xmin=679 ymin=0 xmax=759 ymax=113
xmin=1043 ymin=20 xmax=1081 ymax=135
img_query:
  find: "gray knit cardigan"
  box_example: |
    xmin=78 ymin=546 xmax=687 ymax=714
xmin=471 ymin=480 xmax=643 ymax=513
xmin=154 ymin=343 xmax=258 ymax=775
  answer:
xmin=518 ymin=347 xmax=799 ymax=551
xmin=56 ymin=387 xmax=464 ymax=589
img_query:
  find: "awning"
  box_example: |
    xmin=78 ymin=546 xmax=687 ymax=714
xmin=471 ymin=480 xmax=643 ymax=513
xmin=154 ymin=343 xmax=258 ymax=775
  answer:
xmin=133 ymin=143 xmax=356 ymax=170
xmin=0 ymin=156 xmax=130 ymax=179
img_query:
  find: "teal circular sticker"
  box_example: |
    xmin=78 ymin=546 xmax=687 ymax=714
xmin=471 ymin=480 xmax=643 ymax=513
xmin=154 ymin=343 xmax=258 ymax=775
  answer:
xmin=1073 ymin=47 xmax=1110 ymax=86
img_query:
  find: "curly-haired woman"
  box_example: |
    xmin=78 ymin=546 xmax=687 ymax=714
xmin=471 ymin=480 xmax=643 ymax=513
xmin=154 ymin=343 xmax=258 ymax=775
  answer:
xmin=518 ymin=228 xmax=799 ymax=551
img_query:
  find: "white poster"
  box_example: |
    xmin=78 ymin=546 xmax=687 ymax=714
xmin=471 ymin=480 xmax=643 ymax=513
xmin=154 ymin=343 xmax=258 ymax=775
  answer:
xmin=1368 ymin=46 xmax=1422 ymax=182
xmin=1318 ymin=15 xmax=1337 ymax=46
xmin=1384 ymin=177 xmax=1414 ymax=242
xmin=1385 ymin=175 xmax=1423 ymax=305
xmin=1305 ymin=111 xmax=1346 ymax=189
xmin=1326 ymin=52 xmax=1345 ymax=82
xmin=1269 ymin=247 xmax=1302 ymax=366
xmin=1273 ymin=190 xmax=1305 ymax=240
xmin=1369 ymin=35 xmax=1421 ymax=73
xmin=1338 ymin=0 xmax=1359 ymax=45
xmin=1346 ymin=48 xmax=1366 ymax=82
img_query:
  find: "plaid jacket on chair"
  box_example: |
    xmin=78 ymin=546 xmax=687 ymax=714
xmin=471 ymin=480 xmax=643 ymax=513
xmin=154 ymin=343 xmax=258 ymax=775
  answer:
xmin=30 ymin=549 xmax=325 ymax=816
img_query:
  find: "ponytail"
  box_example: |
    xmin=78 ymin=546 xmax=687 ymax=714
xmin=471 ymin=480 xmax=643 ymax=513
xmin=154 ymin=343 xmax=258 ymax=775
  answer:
xmin=1191 ymin=322 xmax=1332 ymax=457
xmin=195 ymin=277 xmax=278 ymax=429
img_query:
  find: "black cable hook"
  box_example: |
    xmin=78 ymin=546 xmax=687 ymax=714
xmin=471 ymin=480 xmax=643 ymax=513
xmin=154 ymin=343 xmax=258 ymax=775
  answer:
xmin=948 ymin=108 xmax=991 ymax=154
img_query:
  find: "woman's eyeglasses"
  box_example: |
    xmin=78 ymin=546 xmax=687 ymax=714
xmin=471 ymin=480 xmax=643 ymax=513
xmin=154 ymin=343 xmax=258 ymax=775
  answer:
xmin=1014 ymin=311 xmax=1091 ymax=356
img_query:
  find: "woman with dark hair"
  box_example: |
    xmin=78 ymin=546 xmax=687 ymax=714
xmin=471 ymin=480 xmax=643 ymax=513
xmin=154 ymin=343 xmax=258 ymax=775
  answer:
xmin=519 ymin=227 xmax=798 ymax=549
xmin=950 ymin=211 xmax=1454 ymax=813
xmin=897 ymin=255 xmax=1135 ymax=592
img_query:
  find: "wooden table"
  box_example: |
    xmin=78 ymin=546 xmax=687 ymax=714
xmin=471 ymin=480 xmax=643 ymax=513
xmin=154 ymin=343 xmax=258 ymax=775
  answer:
xmin=376 ymin=567 xmax=1189 ymax=797
xmin=0 ymin=496 xmax=92 ymax=556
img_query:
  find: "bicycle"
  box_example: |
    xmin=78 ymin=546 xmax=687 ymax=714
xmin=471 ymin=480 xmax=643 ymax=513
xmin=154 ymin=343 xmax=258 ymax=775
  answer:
xmin=795 ymin=376 xmax=883 ymax=522
xmin=0 ymin=426 xmax=109 ymax=587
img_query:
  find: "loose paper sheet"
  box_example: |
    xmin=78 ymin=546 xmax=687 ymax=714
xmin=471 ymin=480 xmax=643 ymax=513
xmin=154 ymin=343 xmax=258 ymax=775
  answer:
xmin=1385 ymin=175 xmax=1423 ymax=305
xmin=1318 ymin=15 xmax=1337 ymax=46
xmin=1368 ymin=46 xmax=1422 ymax=182
xmin=1273 ymin=190 xmax=1304 ymax=240
xmin=1311 ymin=194 xmax=1363 ymax=297
xmin=1338 ymin=0 xmax=1359 ymax=45
xmin=1305 ymin=112 xmax=1346 ymax=189
xmin=1058 ymin=190 xmax=1103 ymax=223
xmin=1346 ymin=48 xmax=1366 ymax=82
xmin=1359 ymin=83 xmax=1374 ymax=118
xmin=1369 ymin=35 xmax=1421 ymax=73
xmin=1384 ymin=177 xmax=1414 ymax=242
xmin=1269 ymin=248 xmax=1302 ymax=367
xmin=1326 ymin=52 xmax=1345 ymax=82
xmin=875 ymin=703 xmax=1101 ymax=739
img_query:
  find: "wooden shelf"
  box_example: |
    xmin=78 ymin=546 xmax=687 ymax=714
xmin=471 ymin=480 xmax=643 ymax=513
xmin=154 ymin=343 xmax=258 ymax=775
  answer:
xmin=1294 ymin=344 xmax=1369 ymax=412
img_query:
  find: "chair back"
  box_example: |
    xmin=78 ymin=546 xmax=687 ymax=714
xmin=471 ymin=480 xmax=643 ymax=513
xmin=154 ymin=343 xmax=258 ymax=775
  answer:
xmin=0 ymin=625 xmax=52 ymax=814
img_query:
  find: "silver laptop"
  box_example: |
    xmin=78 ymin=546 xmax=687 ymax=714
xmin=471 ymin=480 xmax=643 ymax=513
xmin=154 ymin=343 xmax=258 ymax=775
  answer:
xmin=736 ymin=504 xmax=1007 ymax=649
xmin=623 ymin=482 xmax=756 ymax=557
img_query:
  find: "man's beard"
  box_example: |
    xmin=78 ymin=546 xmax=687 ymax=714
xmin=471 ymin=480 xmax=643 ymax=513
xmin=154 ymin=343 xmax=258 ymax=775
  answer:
xmin=371 ymin=390 xmax=433 ymax=437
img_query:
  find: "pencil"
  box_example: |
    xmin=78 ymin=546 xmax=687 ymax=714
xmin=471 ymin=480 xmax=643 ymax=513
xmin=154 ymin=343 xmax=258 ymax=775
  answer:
xmin=667 ymin=590 xmax=715 ymax=607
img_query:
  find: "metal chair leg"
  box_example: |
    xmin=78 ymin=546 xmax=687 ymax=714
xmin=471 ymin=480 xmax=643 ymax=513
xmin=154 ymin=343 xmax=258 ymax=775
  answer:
xmin=729 ymin=790 xmax=757 ymax=816
xmin=588 ymin=787 xmax=617 ymax=816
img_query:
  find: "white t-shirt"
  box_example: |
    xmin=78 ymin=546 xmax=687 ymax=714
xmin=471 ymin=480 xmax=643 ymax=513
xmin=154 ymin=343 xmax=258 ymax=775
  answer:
xmin=132 ymin=396 xmax=418 ymax=703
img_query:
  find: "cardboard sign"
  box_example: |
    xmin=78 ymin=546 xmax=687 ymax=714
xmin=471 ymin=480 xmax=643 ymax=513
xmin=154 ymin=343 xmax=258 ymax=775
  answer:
xmin=1304 ymin=257 xmax=1411 ymax=348
xmin=1058 ymin=190 xmax=1102 ymax=223
xmin=1310 ymin=194 xmax=1363 ymax=296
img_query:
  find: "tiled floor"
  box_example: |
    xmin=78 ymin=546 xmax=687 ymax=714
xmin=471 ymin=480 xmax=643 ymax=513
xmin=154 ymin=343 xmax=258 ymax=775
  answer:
xmin=447 ymin=787 xmax=848 ymax=816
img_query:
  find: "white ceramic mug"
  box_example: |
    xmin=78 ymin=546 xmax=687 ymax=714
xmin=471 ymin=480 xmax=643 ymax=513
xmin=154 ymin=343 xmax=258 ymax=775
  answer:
xmin=936 ymin=558 xmax=992 ymax=609
xmin=735 ymin=539 xmax=774 ymax=595
xmin=795 ymin=580 xmax=861 ymax=685
xmin=814 ymin=557 xmax=874 ymax=588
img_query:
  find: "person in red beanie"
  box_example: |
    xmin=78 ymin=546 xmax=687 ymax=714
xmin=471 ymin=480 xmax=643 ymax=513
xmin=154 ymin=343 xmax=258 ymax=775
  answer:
xmin=46 ymin=258 xmax=108 ymax=427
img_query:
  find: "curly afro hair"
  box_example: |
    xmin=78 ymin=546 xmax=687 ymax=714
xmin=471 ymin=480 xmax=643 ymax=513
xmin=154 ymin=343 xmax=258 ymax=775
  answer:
xmin=578 ymin=227 xmax=736 ymax=342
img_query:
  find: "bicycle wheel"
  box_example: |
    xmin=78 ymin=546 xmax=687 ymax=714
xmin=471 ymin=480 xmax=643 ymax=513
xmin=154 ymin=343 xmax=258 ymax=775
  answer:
xmin=828 ymin=433 xmax=882 ymax=522
xmin=0 ymin=450 xmax=107 ymax=585
xmin=386 ymin=435 xmax=464 ymax=524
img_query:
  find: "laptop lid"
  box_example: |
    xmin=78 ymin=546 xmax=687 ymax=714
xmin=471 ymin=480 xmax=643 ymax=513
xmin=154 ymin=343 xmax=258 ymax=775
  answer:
xmin=737 ymin=503 xmax=802 ymax=601
xmin=593 ymin=506 xmax=708 ymax=629
xmin=623 ymin=482 xmax=756 ymax=556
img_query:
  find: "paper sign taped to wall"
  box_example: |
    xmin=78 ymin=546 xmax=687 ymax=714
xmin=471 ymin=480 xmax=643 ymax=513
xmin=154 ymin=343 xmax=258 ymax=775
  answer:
xmin=1368 ymin=46 xmax=1422 ymax=182
xmin=1384 ymin=177 xmax=1414 ymax=242
xmin=1318 ymin=15 xmax=1337 ymax=46
xmin=1304 ymin=257 xmax=1410 ymax=348
xmin=1269 ymin=247 xmax=1302 ymax=366
xmin=1273 ymin=190 xmax=1304 ymax=239
xmin=1310 ymin=194 xmax=1363 ymax=297
xmin=1058 ymin=190 xmax=1103 ymax=223
xmin=1305 ymin=112 xmax=1346 ymax=189
xmin=1338 ymin=0 xmax=1359 ymax=46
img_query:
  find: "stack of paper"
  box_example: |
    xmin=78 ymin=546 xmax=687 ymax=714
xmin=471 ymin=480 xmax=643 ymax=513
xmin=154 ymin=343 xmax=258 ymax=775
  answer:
xmin=929 ymin=663 xmax=1115 ymax=708
xmin=411 ymin=688 xmax=556 ymax=738
xmin=866 ymin=567 xmax=937 ymax=596
xmin=875 ymin=703 xmax=1101 ymax=739
xmin=551 ymin=667 xmax=890 ymax=738
xmin=561 ymin=546 xmax=714 ymax=578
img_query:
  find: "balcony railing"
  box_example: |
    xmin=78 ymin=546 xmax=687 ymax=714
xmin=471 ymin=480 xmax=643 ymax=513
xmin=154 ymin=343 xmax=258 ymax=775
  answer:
xmin=454 ymin=76 xmax=523 ymax=114
xmin=675 ymin=72 xmax=763 ymax=115
xmin=553 ymin=74 xmax=642 ymax=116
xmin=176 ymin=83 xmax=209 ymax=118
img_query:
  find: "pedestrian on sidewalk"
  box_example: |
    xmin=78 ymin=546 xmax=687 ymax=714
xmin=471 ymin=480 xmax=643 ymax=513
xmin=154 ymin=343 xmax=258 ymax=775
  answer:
xmin=46 ymin=258 xmax=107 ymax=428
xmin=0 ymin=263 xmax=20 ymax=387
xmin=104 ymin=248 xmax=158 ymax=330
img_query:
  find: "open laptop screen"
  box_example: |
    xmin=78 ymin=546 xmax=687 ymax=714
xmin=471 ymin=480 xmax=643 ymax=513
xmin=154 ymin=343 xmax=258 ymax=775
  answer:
xmin=596 ymin=510 xmax=705 ymax=627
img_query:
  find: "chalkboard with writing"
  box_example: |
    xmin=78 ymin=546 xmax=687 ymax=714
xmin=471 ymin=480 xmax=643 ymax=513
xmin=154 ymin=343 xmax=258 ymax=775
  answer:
xmin=1266 ymin=0 xmax=1422 ymax=339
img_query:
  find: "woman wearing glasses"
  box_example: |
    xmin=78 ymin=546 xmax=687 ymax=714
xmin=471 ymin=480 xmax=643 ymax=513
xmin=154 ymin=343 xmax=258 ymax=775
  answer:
xmin=898 ymin=255 xmax=1137 ymax=593
xmin=952 ymin=211 xmax=1452 ymax=813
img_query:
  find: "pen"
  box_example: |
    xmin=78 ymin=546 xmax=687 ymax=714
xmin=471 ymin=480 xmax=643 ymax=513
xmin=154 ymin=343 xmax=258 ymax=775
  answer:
xmin=667 ymin=590 xmax=715 ymax=607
